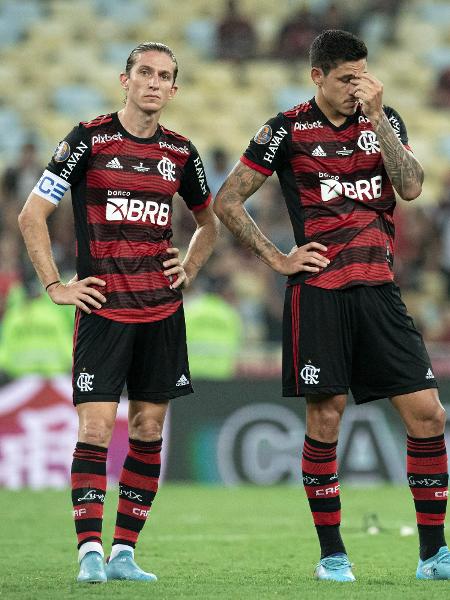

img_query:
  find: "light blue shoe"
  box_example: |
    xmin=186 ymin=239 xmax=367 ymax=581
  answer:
xmin=416 ymin=546 xmax=450 ymax=579
xmin=314 ymin=553 xmax=356 ymax=582
xmin=105 ymin=550 xmax=157 ymax=582
xmin=77 ymin=551 xmax=107 ymax=584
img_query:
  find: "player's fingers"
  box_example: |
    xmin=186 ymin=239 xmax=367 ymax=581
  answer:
xmin=83 ymin=277 xmax=106 ymax=287
xmin=75 ymin=300 xmax=92 ymax=314
xmin=309 ymin=251 xmax=331 ymax=264
xmin=300 ymin=265 xmax=320 ymax=273
xmin=165 ymin=247 xmax=179 ymax=255
xmin=82 ymin=288 xmax=107 ymax=303
xmin=164 ymin=265 xmax=183 ymax=277
xmin=162 ymin=257 xmax=181 ymax=268
xmin=305 ymin=242 xmax=328 ymax=252
xmin=171 ymin=272 xmax=187 ymax=289
xmin=79 ymin=293 xmax=102 ymax=309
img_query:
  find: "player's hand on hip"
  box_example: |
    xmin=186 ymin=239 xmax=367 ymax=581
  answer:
xmin=351 ymin=72 xmax=383 ymax=126
xmin=163 ymin=247 xmax=188 ymax=290
xmin=48 ymin=277 xmax=107 ymax=313
xmin=277 ymin=242 xmax=330 ymax=275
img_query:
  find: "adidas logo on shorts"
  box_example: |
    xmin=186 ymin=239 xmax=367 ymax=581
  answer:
xmin=106 ymin=157 xmax=123 ymax=169
xmin=176 ymin=374 xmax=190 ymax=387
xmin=426 ymin=368 xmax=435 ymax=380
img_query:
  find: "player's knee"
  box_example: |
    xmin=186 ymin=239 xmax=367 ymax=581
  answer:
xmin=309 ymin=407 xmax=341 ymax=441
xmin=79 ymin=422 xmax=113 ymax=447
xmin=410 ymin=404 xmax=446 ymax=437
xmin=129 ymin=417 xmax=162 ymax=442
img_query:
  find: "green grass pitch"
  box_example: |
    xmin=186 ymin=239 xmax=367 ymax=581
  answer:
xmin=1 ymin=484 xmax=449 ymax=599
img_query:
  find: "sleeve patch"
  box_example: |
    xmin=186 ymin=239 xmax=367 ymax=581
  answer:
xmin=33 ymin=169 xmax=70 ymax=205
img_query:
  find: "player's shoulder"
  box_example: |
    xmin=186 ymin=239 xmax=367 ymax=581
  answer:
xmin=382 ymin=105 xmax=406 ymax=137
xmin=79 ymin=113 xmax=114 ymax=130
xmin=283 ymin=100 xmax=314 ymax=120
xmin=159 ymin=124 xmax=190 ymax=144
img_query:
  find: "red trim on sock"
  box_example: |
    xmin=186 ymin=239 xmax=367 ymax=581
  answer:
xmin=312 ymin=510 xmax=341 ymax=526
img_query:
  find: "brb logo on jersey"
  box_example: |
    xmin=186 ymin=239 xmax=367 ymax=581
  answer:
xmin=106 ymin=198 xmax=170 ymax=225
xmin=319 ymin=172 xmax=382 ymax=202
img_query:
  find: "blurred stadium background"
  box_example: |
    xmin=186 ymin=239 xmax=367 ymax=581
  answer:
xmin=0 ymin=0 xmax=450 ymax=491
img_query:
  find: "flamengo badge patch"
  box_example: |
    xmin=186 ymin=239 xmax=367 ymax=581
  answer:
xmin=53 ymin=141 xmax=71 ymax=162
xmin=254 ymin=124 xmax=272 ymax=144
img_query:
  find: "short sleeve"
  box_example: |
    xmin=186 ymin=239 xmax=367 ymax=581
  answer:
xmin=383 ymin=106 xmax=410 ymax=149
xmin=178 ymin=143 xmax=212 ymax=212
xmin=241 ymin=113 xmax=290 ymax=175
xmin=32 ymin=124 xmax=91 ymax=206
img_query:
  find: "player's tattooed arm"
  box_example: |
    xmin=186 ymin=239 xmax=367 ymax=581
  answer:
xmin=214 ymin=162 xmax=274 ymax=261
xmin=374 ymin=113 xmax=424 ymax=201
xmin=214 ymin=162 xmax=330 ymax=275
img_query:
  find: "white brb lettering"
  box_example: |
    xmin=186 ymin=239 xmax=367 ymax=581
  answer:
xmin=106 ymin=199 xmax=169 ymax=225
xmin=320 ymin=175 xmax=382 ymax=202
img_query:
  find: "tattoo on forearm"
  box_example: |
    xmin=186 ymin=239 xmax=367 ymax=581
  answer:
xmin=375 ymin=113 xmax=424 ymax=198
xmin=216 ymin=163 xmax=280 ymax=264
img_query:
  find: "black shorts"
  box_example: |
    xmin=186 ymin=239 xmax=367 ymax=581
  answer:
xmin=282 ymin=282 xmax=437 ymax=404
xmin=72 ymin=306 xmax=193 ymax=405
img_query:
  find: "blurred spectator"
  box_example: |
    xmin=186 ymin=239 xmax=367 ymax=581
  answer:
xmin=0 ymin=279 xmax=73 ymax=382
xmin=216 ymin=0 xmax=258 ymax=61
xmin=273 ymin=7 xmax=319 ymax=61
xmin=184 ymin=276 xmax=242 ymax=380
xmin=1 ymin=142 xmax=43 ymax=207
xmin=361 ymin=0 xmax=404 ymax=46
xmin=431 ymin=171 xmax=450 ymax=296
xmin=432 ymin=66 xmax=450 ymax=109
xmin=206 ymin=147 xmax=232 ymax=196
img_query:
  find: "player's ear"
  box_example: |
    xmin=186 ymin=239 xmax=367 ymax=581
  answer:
xmin=311 ymin=67 xmax=323 ymax=87
xmin=119 ymin=72 xmax=129 ymax=90
xmin=169 ymin=84 xmax=178 ymax=99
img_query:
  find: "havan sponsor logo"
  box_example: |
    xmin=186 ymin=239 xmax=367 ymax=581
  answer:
xmin=59 ymin=141 xmax=88 ymax=179
xmin=263 ymin=126 xmax=288 ymax=164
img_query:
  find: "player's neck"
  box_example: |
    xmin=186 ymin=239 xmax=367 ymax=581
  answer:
xmin=314 ymin=93 xmax=347 ymax=127
xmin=118 ymin=105 xmax=160 ymax=139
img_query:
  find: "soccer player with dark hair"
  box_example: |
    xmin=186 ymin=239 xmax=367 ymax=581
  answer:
xmin=214 ymin=29 xmax=449 ymax=582
xmin=19 ymin=42 xmax=218 ymax=583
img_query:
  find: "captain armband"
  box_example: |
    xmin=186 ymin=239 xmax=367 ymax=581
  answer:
xmin=32 ymin=169 xmax=70 ymax=206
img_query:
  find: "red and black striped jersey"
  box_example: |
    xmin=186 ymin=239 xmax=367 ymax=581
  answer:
xmin=34 ymin=112 xmax=211 ymax=323
xmin=241 ymin=98 xmax=411 ymax=289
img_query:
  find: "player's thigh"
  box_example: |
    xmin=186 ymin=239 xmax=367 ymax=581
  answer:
xmin=127 ymin=306 xmax=193 ymax=402
xmin=73 ymin=311 xmax=135 ymax=404
xmin=351 ymin=284 xmax=438 ymax=403
xmin=282 ymin=283 xmax=352 ymax=397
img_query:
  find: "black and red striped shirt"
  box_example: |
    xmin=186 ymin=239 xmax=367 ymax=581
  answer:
xmin=35 ymin=112 xmax=211 ymax=323
xmin=242 ymin=98 xmax=411 ymax=289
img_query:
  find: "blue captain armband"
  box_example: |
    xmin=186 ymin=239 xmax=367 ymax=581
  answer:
xmin=33 ymin=169 xmax=70 ymax=206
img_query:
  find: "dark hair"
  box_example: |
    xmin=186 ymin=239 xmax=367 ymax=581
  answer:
xmin=125 ymin=42 xmax=178 ymax=83
xmin=310 ymin=30 xmax=367 ymax=76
